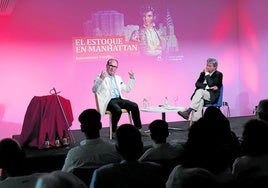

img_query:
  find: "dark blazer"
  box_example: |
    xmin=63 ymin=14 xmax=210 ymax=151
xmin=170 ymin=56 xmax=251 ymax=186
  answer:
xmin=191 ymin=70 xmax=223 ymax=104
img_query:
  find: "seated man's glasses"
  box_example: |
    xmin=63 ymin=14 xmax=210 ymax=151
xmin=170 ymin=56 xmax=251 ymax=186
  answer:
xmin=108 ymin=64 xmax=118 ymax=69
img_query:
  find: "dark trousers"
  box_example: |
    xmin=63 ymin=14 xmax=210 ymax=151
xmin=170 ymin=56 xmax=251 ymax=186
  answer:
xmin=106 ymin=98 xmax=142 ymax=132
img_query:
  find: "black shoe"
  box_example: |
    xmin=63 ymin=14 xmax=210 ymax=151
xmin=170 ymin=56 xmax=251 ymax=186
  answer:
xmin=178 ymin=111 xmax=189 ymax=120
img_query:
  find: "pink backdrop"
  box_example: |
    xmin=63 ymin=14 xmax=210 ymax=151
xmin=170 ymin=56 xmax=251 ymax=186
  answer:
xmin=1 ymin=0 xmax=268 ymax=139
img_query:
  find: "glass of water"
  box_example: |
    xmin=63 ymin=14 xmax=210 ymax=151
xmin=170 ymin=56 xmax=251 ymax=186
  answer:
xmin=173 ymin=96 xmax=178 ymax=106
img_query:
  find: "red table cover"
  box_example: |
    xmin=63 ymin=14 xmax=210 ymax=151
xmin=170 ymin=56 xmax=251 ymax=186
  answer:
xmin=19 ymin=95 xmax=73 ymax=149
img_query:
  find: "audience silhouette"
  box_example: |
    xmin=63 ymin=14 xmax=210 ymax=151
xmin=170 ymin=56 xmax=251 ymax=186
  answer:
xmin=0 ymin=138 xmax=44 ymax=187
xmin=35 ymin=170 xmax=87 ymax=188
xmin=138 ymin=119 xmax=183 ymax=182
xmin=232 ymin=119 xmax=268 ymax=178
xmin=0 ymin=138 xmax=26 ymax=179
xmin=89 ymin=124 xmax=165 ymax=188
xmin=256 ymin=99 xmax=268 ymax=122
xmin=203 ymin=106 xmax=240 ymax=163
xmin=139 ymin=119 xmax=183 ymax=162
xmin=173 ymin=107 xmax=239 ymax=186
xmin=166 ymin=165 xmax=220 ymax=188
xmin=62 ymin=109 xmax=121 ymax=173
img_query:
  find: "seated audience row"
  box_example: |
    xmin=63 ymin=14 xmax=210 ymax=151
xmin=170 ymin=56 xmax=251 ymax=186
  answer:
xmin=1 ymin=98 xmax=268 ymax=187
xmin=166 ymin=99 xmax=268 ymax=188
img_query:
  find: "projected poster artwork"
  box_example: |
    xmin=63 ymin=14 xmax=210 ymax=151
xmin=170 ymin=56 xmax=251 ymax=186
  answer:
xmin=72 ymin=2 xmax=182 ymax=63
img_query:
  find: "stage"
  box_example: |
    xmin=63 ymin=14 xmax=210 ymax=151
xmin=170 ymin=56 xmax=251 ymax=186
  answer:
xmin=12 ymin=115 xmax=255 ymax=173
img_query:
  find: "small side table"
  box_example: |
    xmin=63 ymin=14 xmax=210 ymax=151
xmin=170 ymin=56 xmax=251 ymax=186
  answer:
xmin=141 ymin=105 xmax=186 ymax=131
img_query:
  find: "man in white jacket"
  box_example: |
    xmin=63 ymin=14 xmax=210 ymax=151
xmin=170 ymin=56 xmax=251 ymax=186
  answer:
xmin=92 ymin=58 xmax=146 ymax=138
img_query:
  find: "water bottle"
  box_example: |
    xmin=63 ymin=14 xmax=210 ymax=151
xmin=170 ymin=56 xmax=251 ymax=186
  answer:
xmin=173 ymin=96 xmax=178 ymax=106
xmin=55 ymin=132 xmax=61 ymax=147
xmin=143 ymin=98 xmax=149 ymax=108
xmin=44 ymin=133 xmax=50 ymax=149
xmin=62 ymin=130 xmax=69 ymax=146
xmin=164 ymin=97 xmax=169 ymax=107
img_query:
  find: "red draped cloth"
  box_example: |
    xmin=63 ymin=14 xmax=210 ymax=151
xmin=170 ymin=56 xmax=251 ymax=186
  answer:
xmin=19 ymin=95 xmax=73 ymax=149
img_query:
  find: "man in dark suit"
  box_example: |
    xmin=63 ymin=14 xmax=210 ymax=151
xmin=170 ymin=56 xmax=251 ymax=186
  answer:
xmin=178 ymin=57 xmax=223 ymax=122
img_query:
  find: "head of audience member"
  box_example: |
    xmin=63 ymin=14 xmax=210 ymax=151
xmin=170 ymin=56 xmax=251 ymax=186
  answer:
xmin=240 ymin=118 xmax=268 ymax=156
xmin=0 ymin=138 xmax=26 ymax=178
xmin=116 ymin=124 xmax=143 ymax=161
xmin=202 ymin=106 xmax=239 ymax=147
xmin=170 ymin=167 xmax=220 ymax=188
xmin=78 ymin=109 xmax=102 ymax=139
xmin=203 ymin=106 xmax=229 ymax=126
xmin=181 ymin=117 xmax=235 ymax=174
xmin=149 ymin=119 xmax=169 ymax=144
xmin=203 ymin=106 xmax=231 ymax=134
xmin=35 ymin=170 xmax=87 ymax=188
xmin=256 ymin=99 xmax=268 ymax=122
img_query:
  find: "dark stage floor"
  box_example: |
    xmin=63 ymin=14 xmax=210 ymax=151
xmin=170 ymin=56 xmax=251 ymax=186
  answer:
xmin=12 ymin=115 xmax=255 ymax=173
